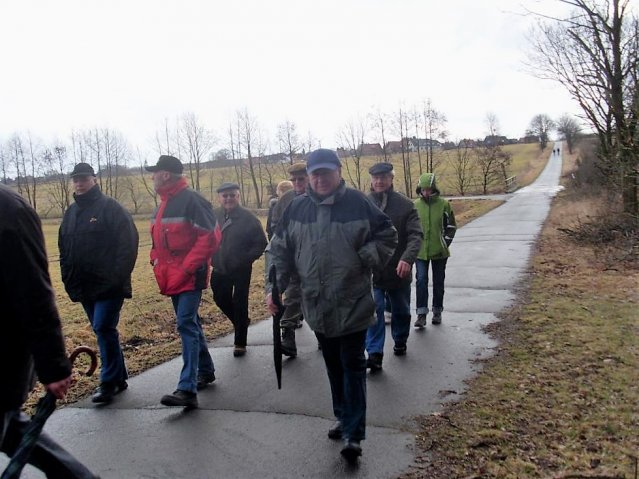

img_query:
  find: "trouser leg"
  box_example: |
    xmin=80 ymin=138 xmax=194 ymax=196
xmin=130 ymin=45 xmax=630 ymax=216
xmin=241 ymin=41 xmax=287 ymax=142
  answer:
xmin=365 ymin=288 xmax=387 ymax=355
xmin=415 ymin=259 xmax=430 ymax=315
xmin=230 ymin=267 xmax=252 ymax=347
xmin=431 ymin=258 xmax=448 ymax=310
xmin=389 ymin=283 xmax=412 ymax=345
xmin=172 ymin=290 xmax=203 ymax=393
xmin=82 ymin=297 xmax=127 ymax=385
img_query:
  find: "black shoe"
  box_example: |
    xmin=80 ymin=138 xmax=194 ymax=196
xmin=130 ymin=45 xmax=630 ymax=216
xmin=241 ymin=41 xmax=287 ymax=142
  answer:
xmin=366 ymin=353 xmax=383 ymax=371
xmin=432 ymin=310 xmax=442 ymax=325
xmin=328 ymin=420 xmax=343 ymax=439
xmin=92 ymin=383 xmax=117 ymax=404
xmin=393 ymin=343 xmax=407 ymax=356
xmin=233 ymin=346 xmax=247 ymax=357
xmin=281 ymin=328 xmax=297 ymax=357
xmin=340 ymin=439 xmax=362 ymax=462
xmin=117 ymin=380 xmax=128 ymax=393
xmin=414 ymin=314 xmax=427 ymax=329
xmin=160 ymin=390 xmax=198 ymax=408
xmin=197 ymin=372 xmax=216 ymax=390
xmin=295 ymin=318 xmax=304 ymax=329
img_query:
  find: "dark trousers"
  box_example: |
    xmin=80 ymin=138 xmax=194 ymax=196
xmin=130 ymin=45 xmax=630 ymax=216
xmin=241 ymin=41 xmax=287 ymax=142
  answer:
xmin=415 ymin=258 xmax=448 ymax=314
xmin=316 ymin=329 xmax=367 ymax=442
xmin=1 ymin=410 xmax=97 ymax=478
xmin=211 ymin=267 xmax=252 ymax=347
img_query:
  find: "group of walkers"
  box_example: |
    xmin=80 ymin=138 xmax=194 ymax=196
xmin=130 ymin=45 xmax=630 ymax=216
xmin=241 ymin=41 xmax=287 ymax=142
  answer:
xmin=1 ymin=147 xmax=456 ymax=476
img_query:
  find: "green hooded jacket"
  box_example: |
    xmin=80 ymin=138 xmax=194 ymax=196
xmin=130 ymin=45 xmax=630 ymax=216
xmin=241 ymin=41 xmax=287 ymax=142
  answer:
xmin=414 ymin=173 xmax=456 ymax=260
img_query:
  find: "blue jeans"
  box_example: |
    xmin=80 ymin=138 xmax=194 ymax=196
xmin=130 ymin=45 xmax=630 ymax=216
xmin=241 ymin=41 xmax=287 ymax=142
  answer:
xmin=171 ymin=290 xmax=215 ymax=393
xmin=316 ymin=329 xmax=367 ymax=442
xmin=415 ymin=258 xmax=448 ymax=314
xmin=367 ymin=285 xmax=412 ymax=354
xmin=81 ymin=297 xmax=127 ymax=385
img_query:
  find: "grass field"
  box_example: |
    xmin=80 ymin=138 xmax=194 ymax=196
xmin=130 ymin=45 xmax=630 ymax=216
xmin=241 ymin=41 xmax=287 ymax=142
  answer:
xmin=403 ymin=146 xmax=639 ymax=478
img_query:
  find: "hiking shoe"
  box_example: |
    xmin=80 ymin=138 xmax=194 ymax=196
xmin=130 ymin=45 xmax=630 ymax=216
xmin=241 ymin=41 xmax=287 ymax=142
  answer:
xmin=328 ymin=420 xmax=343 ymax=439
xmin=393 ymin=343 xmax=407 ymax=356
xmin=414 ymin=314 xmax=427 ymax=329
xmin=384 ymin=310 xmax=392 ymax=325
xmin=432 ymin=309 xmax=443 ymax=325
xmin=197 ymin=372 xmax=216 ymax=390
xmin=295 ymin=317 xmax=304 ymax=329
xmin=161 ymin=390 xmax=198 ymax=408
xmin=233 ymin=346 xmax=247 ymax=357
xmin=281 ymin=327 xmax=297 ymax=357
xmin=340 ymin=439 xmax=362 ymax=462
xmin=366 ymin=353 xmax=383 ymax=372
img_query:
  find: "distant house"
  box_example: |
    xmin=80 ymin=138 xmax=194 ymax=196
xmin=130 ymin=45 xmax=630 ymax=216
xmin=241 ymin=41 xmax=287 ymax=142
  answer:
xmin=519 ymin=135 xmax=539 ymax=144
xmin=407 ymin=137 xmax=442 ymax=152
xmin=483 ymin=135 xmax=508 ymax=146
xmin=360 ymin=143 xmax=383 ymax=156
xmin=385 ymin=139 xmax=409 ymax=154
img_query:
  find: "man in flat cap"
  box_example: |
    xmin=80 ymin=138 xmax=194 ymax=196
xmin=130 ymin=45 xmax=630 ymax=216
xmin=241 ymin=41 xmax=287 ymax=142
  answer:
xmin=147 ymin=155 xmax=221 ymax=408
xmin=266 ymin=149 xmax=397 ymax=462
xmin=267 ymin=161 xmax=309 ymax=357
xmin=365 ymin=163 xmax=422 ymax=371
xmin=59 ymin=162 xmax=139 ymax=404
xmin=211 ymin=182 xmax=267 ymax=357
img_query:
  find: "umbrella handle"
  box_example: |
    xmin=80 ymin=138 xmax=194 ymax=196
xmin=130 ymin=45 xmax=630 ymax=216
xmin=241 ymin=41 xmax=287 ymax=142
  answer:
xmin=68 ymin=346 xmax=98 ymax=376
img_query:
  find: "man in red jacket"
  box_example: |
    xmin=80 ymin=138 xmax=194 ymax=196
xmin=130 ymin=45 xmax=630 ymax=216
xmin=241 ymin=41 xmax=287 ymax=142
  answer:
xmin=147 ymin=155 xmax=222 ymax=409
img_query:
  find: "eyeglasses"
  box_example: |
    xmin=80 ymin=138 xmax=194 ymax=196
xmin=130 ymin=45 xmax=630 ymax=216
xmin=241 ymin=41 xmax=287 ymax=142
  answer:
xmin=221 ymin=193 xmax=238 ymax=199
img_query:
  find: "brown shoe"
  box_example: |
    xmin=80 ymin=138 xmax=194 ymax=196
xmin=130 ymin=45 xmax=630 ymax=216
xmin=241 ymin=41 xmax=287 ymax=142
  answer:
xmin=233 ymin=346 xmax=247 ymax=357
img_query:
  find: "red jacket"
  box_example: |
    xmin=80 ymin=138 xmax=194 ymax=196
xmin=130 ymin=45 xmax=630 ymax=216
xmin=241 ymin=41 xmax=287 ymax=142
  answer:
xmin=150 ymin=178 xmax=221 ymax=296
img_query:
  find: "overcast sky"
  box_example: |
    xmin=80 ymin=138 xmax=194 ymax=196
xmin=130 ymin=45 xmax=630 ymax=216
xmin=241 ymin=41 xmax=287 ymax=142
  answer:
xmin=0 ymin=0 xmax=583 ymax=153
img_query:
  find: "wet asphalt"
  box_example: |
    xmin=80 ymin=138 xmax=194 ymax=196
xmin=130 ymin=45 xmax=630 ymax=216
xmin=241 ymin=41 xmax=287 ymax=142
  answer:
xmin=3 ymin=146 xmax=563 ymax=478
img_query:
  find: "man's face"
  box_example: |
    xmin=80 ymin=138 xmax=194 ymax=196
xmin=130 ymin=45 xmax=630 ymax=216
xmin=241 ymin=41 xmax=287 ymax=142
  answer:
xmin=152 ymin=170 xmax=171 ymax=192
xmin=72 ymin=175 xmax=97 ymax=195
xmin=371 ymin=173 xmax=393 ymax=193
xmin=289 ymin=173 xmax=309 ymax=194
xmin=219 ymin=189 xmax=240 ymax=211
xmin=309 ymin=168 xmax=341 ymax=196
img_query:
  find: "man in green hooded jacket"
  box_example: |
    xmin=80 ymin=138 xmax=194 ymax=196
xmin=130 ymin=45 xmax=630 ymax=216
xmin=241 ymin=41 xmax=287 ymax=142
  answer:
xmin=413 ymin=173 xmax=456 ymax=328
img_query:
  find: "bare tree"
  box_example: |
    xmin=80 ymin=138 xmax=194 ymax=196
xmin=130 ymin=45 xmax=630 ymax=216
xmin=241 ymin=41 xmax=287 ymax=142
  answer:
xmin=423 ymin=99 xmax=448 ymax=173
xmin=369 ymin=107 xmax=390 ymax=161
xmin=8 ymin=133 xmax=41 ymax=209
xmin=528 ymin=0 xmax=638 ymax=215
xmin=42 ymin=144 xmax=72 ymax=216
xmin=448 ymin=140 xmax=475 ymax=196
xmin=556 ymin=113 xmax=582 ymax=153
xmin=277 ymin=120 xmax=302 ymax=164
xmin=180 ymin=112 xmax=214 ymax=192
xmin=237 ymin=108 xmax=263 ymax=208
xmin=0 ymin=141 xmax=8 ymax=184
xmin=394 ymin=106 xmax=413 ymax=195
xmin=337 ymin=116 xmax=367 ymax=191
xmin=527 ymin=114 xmax=556 ymax=150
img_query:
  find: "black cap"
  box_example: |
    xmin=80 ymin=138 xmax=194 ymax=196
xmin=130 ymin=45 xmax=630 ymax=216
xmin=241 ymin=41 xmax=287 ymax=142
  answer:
xmin=306 ymin=149 xmax=341 ymax=174
xmin=70 ymin=163 xmax=96 ymax=178
xmin=369 ymin=162 xmax=394 ymax=175
xmin=145 ymin=155 xmax=183 ymax=174
xmin=216 ymin=182 xmax=240 ymax=193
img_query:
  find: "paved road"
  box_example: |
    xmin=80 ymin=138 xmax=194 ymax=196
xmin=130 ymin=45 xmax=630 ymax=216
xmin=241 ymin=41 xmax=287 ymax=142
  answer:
xmin=4 ymin=146 xmax=563 ymax=478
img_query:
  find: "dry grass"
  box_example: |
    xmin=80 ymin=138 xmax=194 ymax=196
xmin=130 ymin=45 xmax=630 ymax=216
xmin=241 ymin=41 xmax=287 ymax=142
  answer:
xmin=402 ymin=148 xmax=639 ymax=478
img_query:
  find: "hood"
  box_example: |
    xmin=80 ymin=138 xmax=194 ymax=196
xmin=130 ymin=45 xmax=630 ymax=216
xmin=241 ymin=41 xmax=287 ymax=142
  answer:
xmin=417 ymin=173 xmax=440 ymax=196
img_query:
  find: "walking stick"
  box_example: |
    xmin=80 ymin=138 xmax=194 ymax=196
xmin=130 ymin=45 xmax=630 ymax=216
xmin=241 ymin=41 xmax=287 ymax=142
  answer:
xmin=1 ymin=346 xmax=98 ymax=479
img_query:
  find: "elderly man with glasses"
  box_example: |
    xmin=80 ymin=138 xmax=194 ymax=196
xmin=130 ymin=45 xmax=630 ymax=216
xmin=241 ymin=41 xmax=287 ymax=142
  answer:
xmin=211 ymin=183 xmax=268 ymax=357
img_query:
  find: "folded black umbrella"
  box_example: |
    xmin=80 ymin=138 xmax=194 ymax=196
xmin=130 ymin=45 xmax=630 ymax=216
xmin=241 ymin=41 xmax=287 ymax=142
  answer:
xmin=269 ymin=265 xmax=285 ymax=389
xmin=1 ymin=346 xmax=97 ymax=479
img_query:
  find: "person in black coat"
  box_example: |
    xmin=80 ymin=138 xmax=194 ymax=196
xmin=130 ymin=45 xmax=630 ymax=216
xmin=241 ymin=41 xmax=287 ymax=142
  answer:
xmin=0 ymin=183 xmax=98 ymax=478
xmin=211 ymin=182 xmax=267 ymax=357
xmin=58 ymin=163 xmax=139 ymax=404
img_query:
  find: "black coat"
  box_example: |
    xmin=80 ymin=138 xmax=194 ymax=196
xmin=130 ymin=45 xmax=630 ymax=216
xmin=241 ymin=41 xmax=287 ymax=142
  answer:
xmin=0 ymin=185 xmax=71 ymax=411
xmin=368 ymin=188 xmax=423 ymax=290
xmin=212 ymin=205 xmax=267 ymax=276
xmin=59 ymin=185 xmax=139 ymax=303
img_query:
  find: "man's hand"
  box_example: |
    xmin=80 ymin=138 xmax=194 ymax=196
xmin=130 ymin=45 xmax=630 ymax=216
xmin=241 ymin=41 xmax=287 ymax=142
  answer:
xmin=396 ymin=260 xmax=412 ymax=279
xmin=45 ymin=375 xmax=72 ymax=400
xmin=266 ymin=293 xmax=280 ymax=315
